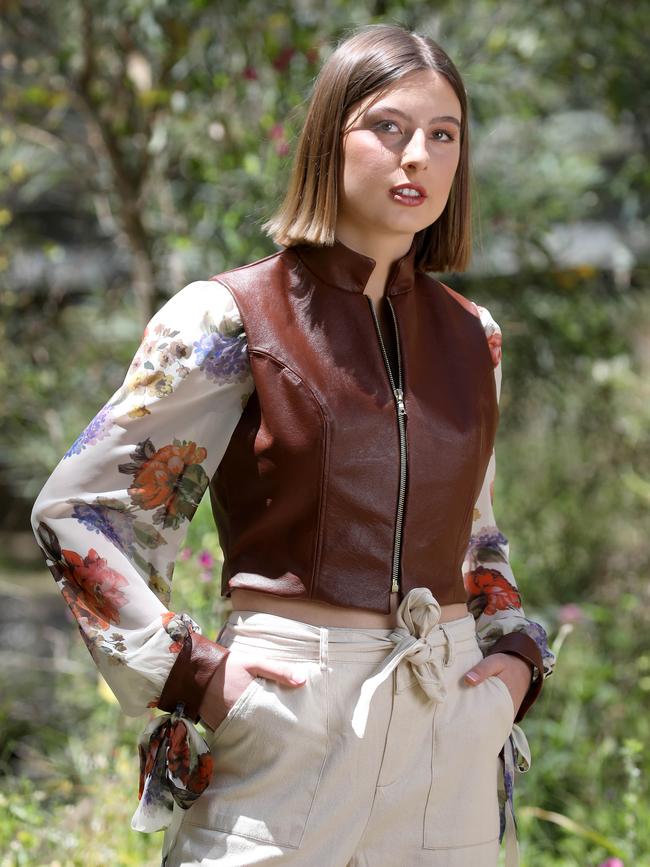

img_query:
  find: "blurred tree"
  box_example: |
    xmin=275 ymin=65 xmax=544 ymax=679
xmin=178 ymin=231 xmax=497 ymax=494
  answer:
xmin=1 ymin=6 xmax=649 ymax=861
xmin=0 ymin=0 xmax=326 ymax=320
xmin=1 ymin=0 xmax=648 ymax=577
xmin=1 ymin=0 xmax=647 ymax=311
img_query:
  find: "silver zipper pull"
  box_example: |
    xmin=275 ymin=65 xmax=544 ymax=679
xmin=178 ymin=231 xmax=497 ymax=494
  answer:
xmin=395 ymin=387 xmax=407 ymax=418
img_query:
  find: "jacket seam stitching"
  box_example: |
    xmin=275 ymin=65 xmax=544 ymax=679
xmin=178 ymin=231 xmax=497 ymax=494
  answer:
xmin=248 ymin=348 xmax=328 ymax=598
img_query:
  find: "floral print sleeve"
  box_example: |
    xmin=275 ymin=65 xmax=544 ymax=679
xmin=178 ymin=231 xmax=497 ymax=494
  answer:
xmin=30 ymin=279 xmax=254 ymax=832
xmin=463 ymin=304 xmax=557 ymax=720
xmin=463 ymin=304 xmax=557 ymax=860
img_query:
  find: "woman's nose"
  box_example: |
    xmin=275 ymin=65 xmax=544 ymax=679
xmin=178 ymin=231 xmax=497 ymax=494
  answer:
xmin=400 ymin=128 xmax=428 ymax=168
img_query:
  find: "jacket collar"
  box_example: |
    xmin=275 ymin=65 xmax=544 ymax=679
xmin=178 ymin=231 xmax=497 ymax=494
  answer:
xmin=291 ymin=235 xmax=419 ymax=296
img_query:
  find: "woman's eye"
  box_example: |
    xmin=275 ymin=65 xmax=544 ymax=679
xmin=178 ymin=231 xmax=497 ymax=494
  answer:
xmin=375 ymin=121 xmax=456 ymax=142
xmin=432 ymin=129 xmax=456 ymax=142
xmin=376 ymin=120 xmax=399 ymax=132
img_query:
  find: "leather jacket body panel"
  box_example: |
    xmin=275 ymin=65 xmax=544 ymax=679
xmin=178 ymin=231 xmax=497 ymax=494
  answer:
xmin=208 ymin=238 xmax=499 ymax=614
xmin=392 ymin=285 xmax=499 ymax=606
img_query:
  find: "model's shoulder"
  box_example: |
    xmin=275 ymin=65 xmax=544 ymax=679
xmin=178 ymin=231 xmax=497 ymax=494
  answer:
xmin=148 ymin=278 xmax=246 ymax=339
xmin=420 ymin=273 xmax=482 ymax=320
xmin=470 ymin=301 xmax=502 ymax=340
xmin=209 ymin=247 xmax=286 ymax=285
xmin=418 ymin=274 xmax=503 ymax=366
xmin=470 ymin=301 xmax=502 ymax=368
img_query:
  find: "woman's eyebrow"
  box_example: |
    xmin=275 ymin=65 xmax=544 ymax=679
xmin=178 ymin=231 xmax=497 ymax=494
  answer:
xmin=368 ymin=106 xmax=461 ymax=128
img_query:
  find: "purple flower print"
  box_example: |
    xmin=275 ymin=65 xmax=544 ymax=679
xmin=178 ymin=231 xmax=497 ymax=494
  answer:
xmin=193 ymin=331 xmax=249 ymax=384
xmin=520 ymin=619 xmax=555 ymax=674
xmin=468 ymin=526 xmax=509 ymax=554
xmin=64 ymin=403 xmax=113 ymax=457
xmin=72 ymin=503 xmax=137 ymax=554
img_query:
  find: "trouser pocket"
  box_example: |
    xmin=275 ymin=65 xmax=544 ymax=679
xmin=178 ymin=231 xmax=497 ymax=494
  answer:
xmin=422 ymin=644 xmax=514 ymax=850
xmin=184 ymin=659 xmax=329 ymax=850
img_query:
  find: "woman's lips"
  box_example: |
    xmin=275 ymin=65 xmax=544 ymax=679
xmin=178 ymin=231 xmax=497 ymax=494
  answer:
xmin=389 ymin=190 xmax=427 ymax=206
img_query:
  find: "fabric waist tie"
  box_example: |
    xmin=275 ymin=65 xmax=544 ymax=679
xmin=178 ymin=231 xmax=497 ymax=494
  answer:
xmin=348 ymin=586 xmax=531 ymax=867
xmin=350 ymin=586 xmax=453 ymax=738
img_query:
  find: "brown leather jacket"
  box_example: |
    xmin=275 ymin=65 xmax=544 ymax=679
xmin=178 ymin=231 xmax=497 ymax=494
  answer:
xmin=159 ymin=237 xmax=545 ymax=721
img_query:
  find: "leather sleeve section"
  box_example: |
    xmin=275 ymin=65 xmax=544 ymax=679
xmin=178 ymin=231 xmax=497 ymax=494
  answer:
xmin=484 ymin=631 xmax=544 ymax=722
xmin=157 ymin=631 xmax=230 ymax=722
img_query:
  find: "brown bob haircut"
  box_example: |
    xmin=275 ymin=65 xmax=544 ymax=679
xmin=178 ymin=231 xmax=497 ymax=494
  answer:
xmin=261 ymin=22 xmax=471 ymax=273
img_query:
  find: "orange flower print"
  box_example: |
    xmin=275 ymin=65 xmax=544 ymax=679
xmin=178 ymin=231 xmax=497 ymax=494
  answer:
xmin=190 ymin=753 xmax=214 ymax=795
xmin=168 ymin=719 xmax=192 ymax=781
xmin=35 ymin=522 xmax=124 ymax=633
xmin=137 ymin=715 xmax=214 ymax=812
xmin=167 ymin=720 xmax=213 ymax=795
xmin=486 ymin=330 xmax=502 ymax=368
xmin=119 ymin=437 xmax=209 ymax=530
xmin=138 ymin=721 xmax=168 ymax=799
xmin=60 ymin=579 xmax=109 ymax=632
xmin=130 ymin=440 xmax=206 ymax=509
xmin=464 ymin=566 xmax=521 ymax=615
xmin=58 ymin=546 xmax=129 ymax=629
xmin=161 ymin=611 xmax=185 ymax=652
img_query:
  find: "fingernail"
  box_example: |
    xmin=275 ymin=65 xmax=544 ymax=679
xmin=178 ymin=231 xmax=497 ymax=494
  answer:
xmin=291 ymin=674 xmax=306 ymax=684
xmin=466 ymin=672 xmax=480 ymax=683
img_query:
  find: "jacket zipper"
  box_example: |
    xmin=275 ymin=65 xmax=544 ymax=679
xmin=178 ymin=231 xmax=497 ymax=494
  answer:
xmin=365 ymin=295 xmax=408 ymax=595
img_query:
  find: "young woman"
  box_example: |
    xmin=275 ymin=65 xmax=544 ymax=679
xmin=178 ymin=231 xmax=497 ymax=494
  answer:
xmin=30 ymin=22 xmax=556 ymax=867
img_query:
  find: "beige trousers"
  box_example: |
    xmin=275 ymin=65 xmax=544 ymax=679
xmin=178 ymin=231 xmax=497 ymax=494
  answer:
xmin=162 ymin=588 xmax=517 ymax=867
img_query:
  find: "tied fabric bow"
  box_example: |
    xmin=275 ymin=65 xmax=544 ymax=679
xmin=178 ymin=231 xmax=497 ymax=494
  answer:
xmin=349 ymin=585 xmax=533 ymax=867
xmin=499 ymin=723 xmax=532 ymax=867
xmin=351 ymin=587 xmax=449 ymax=738
xmin=131 ymin=704 xmax=213 ymax=834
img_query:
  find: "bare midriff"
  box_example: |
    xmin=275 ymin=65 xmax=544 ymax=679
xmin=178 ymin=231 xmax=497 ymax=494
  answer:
xmin=229 ymin=588 xmax=469 ymax=629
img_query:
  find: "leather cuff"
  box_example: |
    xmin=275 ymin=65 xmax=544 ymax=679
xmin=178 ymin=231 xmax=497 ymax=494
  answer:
xmin=484 ymin=631 xmax=544 ymax=722
xmin=157 ymin=631 xmax=230 ymax=722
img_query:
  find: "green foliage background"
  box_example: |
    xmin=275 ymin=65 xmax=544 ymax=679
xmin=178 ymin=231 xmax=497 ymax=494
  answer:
xmin=0 ymin=1 xmax=648 ymax=865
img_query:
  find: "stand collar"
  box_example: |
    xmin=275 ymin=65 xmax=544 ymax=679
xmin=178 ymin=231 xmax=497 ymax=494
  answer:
xmin=291 ymin=235 xmax=419 ymax=296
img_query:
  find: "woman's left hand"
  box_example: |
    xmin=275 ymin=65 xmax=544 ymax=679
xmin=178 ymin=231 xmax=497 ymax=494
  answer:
xmin=463 ymin=652 xmax=534 ymax=718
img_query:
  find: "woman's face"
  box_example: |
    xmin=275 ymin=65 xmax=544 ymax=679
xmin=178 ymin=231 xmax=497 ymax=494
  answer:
xmin=337 ymin=69 xmax=462 ymax=245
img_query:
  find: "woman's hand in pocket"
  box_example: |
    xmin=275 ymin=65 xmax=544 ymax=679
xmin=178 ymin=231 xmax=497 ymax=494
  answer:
xmin=463 ymin=652 xmax=534 ymax=718
xmin=198 ymin=651 xmax=308 ymax=732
